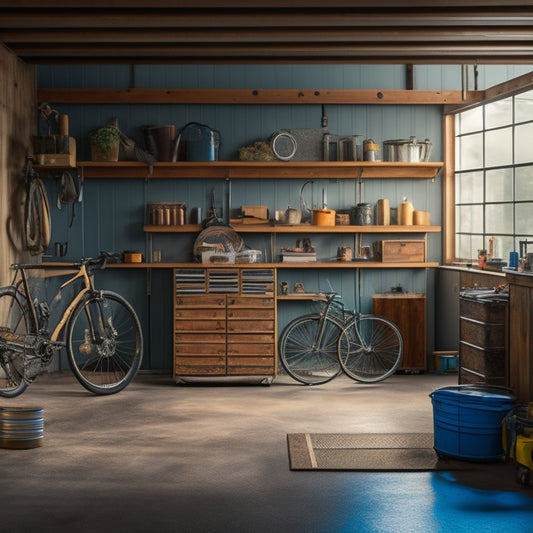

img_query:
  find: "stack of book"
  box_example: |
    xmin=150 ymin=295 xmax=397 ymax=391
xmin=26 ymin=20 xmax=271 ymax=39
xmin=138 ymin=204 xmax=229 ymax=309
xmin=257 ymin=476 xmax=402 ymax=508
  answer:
xmin=208 ymin=270 xmax=239 ymax=293
xmin=242 ymin=269 xmax=274 ymax=294
xmin=175 ymin=269 xmax=207 ymax=294
xmin=280 ymin=251 xmax=317 ymax=262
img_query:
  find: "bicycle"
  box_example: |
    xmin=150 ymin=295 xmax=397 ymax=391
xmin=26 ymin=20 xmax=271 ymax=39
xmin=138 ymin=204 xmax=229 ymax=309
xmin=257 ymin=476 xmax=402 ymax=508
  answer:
xmin=0 ymin=252 xmax=143 ymax=397
xmin=278 ymin=292 xmax=403 ymax=385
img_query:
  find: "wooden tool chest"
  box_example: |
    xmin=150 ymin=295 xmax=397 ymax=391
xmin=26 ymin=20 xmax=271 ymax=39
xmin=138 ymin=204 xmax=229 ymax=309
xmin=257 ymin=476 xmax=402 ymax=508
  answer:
xmin=458 ymin=292 xmax=508 ymax=386
xmin=173 ymin=268 xmax=277 ymax=381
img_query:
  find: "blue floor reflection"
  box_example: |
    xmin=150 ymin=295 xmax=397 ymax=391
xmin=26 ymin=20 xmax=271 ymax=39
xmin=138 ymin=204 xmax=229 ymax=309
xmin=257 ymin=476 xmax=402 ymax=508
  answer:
xmin=324 ymin=471 xmax=533 ymax=533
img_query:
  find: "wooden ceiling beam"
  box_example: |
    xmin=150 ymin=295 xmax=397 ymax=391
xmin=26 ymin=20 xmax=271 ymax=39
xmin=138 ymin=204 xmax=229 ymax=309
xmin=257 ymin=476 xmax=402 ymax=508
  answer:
xmin=3 ymin=28 xmax=531 ymax=44
xmin=37 ymin=88 xmax=485 ymax=106
xmin=1 ymin=3 xmax=532 ymax=64
xmin=15 ymin=43 xmax=533 ymax=58
xmin=1 ymin=11 xmax=532 ymax=29
xmin=4 ymin=0 xmax=533 ymax=7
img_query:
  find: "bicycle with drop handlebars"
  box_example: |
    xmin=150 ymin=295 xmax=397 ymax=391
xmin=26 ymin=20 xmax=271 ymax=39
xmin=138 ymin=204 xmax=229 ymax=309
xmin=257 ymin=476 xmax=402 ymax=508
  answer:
xmin=0 ymin=252 xmax=143 ymax=397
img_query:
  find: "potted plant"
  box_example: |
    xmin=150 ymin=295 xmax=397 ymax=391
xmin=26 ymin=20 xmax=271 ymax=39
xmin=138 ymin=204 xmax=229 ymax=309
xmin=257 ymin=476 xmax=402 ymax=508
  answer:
xmin=89 ymin=126 xmax=120 ymax=161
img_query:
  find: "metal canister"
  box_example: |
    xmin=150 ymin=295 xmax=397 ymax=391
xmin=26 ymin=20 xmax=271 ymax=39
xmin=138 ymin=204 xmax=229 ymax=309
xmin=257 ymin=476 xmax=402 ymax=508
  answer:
xmin=351 ymin=203 xmax=373 ymax=225
xmin=363 ymin=139 xmax=379 ymax=161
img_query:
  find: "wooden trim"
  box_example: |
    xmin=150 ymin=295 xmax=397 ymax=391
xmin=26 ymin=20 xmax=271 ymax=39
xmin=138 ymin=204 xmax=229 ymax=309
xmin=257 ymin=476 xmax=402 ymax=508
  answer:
xmin=443 ymin=114 xmax=456 ymax=265
xmin=37 ymin=88 xmax=483 ymax=106
xmin=444 ymin=70 xmax=533 ymax=114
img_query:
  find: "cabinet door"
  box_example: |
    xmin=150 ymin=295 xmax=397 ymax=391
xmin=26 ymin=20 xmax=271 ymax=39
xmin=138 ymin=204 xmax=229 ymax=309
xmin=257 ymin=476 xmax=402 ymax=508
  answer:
xmin=227 ymin=296 xmax=276 ymax=376
xmin=508 ymin=282 xmax=533 ymax=402
xmin=373 ymin=294 xmax=426 ymax=371
xmin=174 ymin=295 xmax=227 ymax=377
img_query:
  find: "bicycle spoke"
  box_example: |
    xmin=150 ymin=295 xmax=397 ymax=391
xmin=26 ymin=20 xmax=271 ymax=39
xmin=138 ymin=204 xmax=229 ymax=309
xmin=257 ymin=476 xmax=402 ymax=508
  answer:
xmin=339 ymin=316 xmax=402 ymax=383
xmin=67 ymin=291 xmax=143 ymax=394
xmin=0 ymin=289 xmax=31 ymax=397
xmin=279 ymin=314 xmax=342 ymax=385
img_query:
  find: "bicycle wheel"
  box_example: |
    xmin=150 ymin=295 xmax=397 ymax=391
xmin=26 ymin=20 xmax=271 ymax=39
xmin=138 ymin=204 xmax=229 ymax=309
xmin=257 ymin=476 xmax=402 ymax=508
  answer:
xmin=279 ymin=313 xmax=343 ymax=385
xmin=0 ymin=288 xmax=32 ymax=397
xmin=66 ymin=290 xmax=143 ymax=395
xmin=338 ymin=315 xmax=403 ymax=383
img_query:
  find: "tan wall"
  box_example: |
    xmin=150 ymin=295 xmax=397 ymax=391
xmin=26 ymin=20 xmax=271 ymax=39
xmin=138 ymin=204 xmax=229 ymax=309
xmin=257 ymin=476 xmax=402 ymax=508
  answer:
xmin=0 ymin=43 xmax=37 ymax=285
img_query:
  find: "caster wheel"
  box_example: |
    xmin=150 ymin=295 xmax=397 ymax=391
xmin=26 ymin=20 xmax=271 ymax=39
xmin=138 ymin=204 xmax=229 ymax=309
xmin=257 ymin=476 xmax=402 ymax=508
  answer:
xmin=516 ymin=465 xmax=530 ymax=486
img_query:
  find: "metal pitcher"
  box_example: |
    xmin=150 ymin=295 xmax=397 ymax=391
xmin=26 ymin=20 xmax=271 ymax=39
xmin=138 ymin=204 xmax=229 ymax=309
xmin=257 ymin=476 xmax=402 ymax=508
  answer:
xmin=383 ymin=136 xmax=432 ymax=162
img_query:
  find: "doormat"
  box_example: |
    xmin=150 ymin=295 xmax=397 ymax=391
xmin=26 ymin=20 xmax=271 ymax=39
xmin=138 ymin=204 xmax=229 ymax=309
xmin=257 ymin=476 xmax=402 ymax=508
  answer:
xmin=287 ymin=433 xmax=472 ymax=471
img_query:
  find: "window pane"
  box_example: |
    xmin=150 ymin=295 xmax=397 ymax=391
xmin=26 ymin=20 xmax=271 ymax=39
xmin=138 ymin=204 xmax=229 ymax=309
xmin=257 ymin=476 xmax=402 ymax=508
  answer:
xmin=456 ymin=171 xmax=484 ymax=204
xmin=516 ymin=203 xmax=533 ymax=234
xmin=515 ymin=122 xmax=533 ymax=164
xmin=485 ymin=203 xmax=513 ymax=234
xmin=456 ymin=204 xmax=483 ymax=233
xmin=456 ymin=133 xmax=483 ymax=170
xmin=494 ymin=236 xmax=514 ymax=262
xmin=485 ymin=98 xmax=513 ymax=129
xmin=516 ymin=165 xmax=533 ymax=200
xmin=485 ymin=127 xmax=512 ymax=167
xmin=515 ymin=89 xmax=533 ymax=122
xmin=455 ymin=234 xmax=484 ymax=262
xmin=486 ymin=168 xmax=512 ymax=202
xmin=456 ymin=106 xmax=483 ymax=134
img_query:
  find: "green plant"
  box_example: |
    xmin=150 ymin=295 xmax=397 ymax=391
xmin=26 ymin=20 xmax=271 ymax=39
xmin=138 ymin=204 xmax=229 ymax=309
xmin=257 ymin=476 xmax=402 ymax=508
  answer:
xmin=89 ymin=126 xmax=120 ymax=151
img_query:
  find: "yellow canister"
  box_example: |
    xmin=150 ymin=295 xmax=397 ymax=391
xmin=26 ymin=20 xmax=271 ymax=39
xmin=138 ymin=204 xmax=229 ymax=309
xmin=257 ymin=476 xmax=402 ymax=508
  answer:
xmin=312 ymin=209 xmax=336 ymax=226
xmin=413 ymin=210 xmax=431 ymax=225
xmin=376 ymin=199 xmax=390 ymax=225
xmin=399 ymin=201 xmax=414 ymax=225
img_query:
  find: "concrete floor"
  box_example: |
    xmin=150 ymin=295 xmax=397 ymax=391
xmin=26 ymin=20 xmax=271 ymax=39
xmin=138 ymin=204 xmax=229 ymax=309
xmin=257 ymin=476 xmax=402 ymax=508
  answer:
xmin=0 ymin=371 xmax=532 ymax=533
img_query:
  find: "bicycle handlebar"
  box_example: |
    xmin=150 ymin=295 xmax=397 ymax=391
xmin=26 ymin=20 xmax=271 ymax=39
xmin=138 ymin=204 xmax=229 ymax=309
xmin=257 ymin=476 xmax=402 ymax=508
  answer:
xmin=11 ymin=251 xmax=122 ymax=272
xmin=83 ymin=252 xmax=122 ymax=272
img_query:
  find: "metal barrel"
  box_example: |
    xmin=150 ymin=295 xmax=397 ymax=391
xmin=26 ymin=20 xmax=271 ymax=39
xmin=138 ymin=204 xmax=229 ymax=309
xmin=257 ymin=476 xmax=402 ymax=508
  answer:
xmin=0 ymin=406 xmax=44 ymax=449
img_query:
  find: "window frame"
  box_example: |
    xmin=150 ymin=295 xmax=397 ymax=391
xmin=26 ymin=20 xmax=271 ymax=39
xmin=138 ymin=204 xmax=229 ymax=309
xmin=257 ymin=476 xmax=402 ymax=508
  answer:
xmin=443 ymin=75 xmax=533 ymax=266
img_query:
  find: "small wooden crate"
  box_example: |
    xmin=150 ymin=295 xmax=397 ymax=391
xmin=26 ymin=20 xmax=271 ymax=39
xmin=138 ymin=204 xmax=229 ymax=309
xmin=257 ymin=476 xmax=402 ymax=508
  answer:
xmin=35 ymin=137 xmax=76 ymax=167
xmin=373 ymin=240 xmax=426 ymax=262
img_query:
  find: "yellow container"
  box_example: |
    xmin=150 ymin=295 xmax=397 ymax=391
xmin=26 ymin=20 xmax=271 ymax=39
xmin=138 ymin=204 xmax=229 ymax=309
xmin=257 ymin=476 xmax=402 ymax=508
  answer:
xmin=312 ymin=209 xmax=336 ymax=226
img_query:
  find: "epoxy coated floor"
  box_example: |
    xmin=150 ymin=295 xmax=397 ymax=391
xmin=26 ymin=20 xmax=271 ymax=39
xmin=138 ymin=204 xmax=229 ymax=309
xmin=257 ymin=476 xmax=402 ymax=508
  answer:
xmin=0 ymin=371 xmax=531 ymax=533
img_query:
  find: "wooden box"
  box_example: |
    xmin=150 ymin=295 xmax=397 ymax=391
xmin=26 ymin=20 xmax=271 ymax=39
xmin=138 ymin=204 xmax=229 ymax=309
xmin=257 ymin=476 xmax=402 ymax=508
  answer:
xmin=35 ymin=136 xmax=76 ymax=167
xmin=373 ymin=240 xmax=426 ymax=262
xmin=242 ymin=205 xmax=268 ymax=219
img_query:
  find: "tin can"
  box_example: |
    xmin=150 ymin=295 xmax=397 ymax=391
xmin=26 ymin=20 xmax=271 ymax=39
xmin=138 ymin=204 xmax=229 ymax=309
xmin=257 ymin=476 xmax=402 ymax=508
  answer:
xmin=351 ymin=203 xmax=373 ymax=225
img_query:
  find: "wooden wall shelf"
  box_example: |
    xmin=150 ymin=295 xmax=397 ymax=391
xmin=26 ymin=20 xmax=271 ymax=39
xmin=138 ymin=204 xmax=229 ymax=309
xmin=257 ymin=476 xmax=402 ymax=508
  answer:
xmin=43 ymin=261 xmax=439 ymax=270
xmin=73 ymin=161 xmax=443 ymax=180
xmin=143 ymin=224 xmax=441 ymax=234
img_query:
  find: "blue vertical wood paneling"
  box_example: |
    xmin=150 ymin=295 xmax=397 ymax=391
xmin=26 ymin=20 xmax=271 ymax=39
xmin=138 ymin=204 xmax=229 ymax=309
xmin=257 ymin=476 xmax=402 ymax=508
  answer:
xmin=36 ymin=63 xmax=527 ymax=369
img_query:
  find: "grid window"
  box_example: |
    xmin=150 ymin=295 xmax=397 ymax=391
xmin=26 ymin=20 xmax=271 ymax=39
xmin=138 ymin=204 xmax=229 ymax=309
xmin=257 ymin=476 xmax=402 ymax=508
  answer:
xmin=454 ymin=94 xmax=533 ymax=263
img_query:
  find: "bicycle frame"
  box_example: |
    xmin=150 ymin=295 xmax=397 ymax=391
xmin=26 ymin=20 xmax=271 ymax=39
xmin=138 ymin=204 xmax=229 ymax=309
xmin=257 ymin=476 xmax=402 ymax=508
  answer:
xmin=13 ymin=263 xmax=96 ymax=343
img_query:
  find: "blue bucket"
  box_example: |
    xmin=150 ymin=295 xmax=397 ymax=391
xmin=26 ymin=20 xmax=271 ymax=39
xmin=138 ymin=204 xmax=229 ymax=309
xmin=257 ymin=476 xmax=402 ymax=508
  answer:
xmin=430 ymin=385 xmax=516 ymax=461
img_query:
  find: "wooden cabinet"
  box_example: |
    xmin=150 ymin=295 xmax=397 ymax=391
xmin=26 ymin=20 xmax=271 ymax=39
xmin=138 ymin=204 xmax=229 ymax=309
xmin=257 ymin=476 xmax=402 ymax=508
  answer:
xmin=458 ymin=292 xmax=508 ymax=386
xmin=372 ymin=293 xmax=426 ymax=371
xmin=227 ymin=296 xmax=276 ymax=376
xmin=174 ymin=295 xmax=227 ymax=376
xmin=173 ymin=268 xmax=276 ymax=382
xmin=506 ymin=271 xmax=533 ymax=402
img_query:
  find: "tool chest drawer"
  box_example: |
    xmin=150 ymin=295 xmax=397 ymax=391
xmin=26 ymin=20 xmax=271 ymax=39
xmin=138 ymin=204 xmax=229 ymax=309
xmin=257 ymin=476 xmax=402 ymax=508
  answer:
xmin=173 ymin=270 xmax=277 ymax=381
xmin=459 ymin=292 xmax=508 ymax=386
